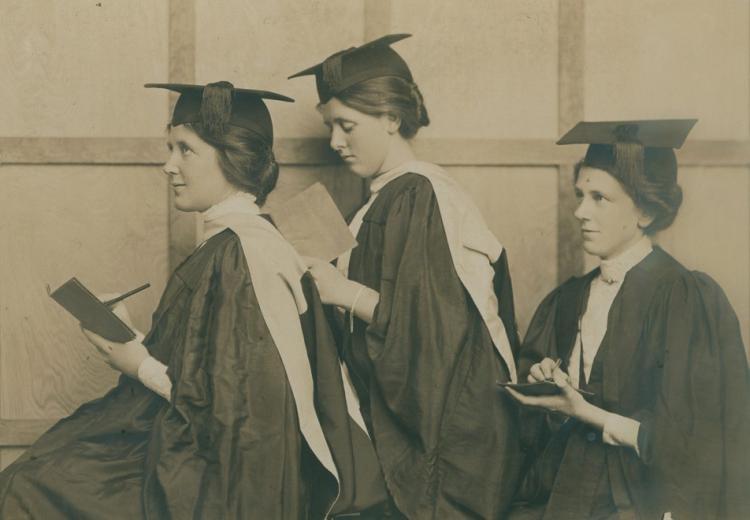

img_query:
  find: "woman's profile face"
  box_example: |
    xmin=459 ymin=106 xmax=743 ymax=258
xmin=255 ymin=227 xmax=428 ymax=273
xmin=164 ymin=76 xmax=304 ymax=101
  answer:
xmin=574 ymin=167 xmax=652 ymax=260
xmin=163 ymin=124 xmax=236 ymax=212
xmin=319 ymin=97 xmax=393 ymax=178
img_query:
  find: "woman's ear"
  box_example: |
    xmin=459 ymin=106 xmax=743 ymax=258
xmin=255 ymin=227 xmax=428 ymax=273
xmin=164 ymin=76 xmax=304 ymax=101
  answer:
xmin=380 ymin=113 xmax=401 ymax=135
xmin=637 ymin=209 xmax=655 ymax=231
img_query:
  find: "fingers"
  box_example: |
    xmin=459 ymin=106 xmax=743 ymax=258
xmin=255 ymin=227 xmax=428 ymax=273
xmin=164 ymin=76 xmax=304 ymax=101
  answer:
xmin=539 ymin=358 xmax=559 ymax=379
xmin=528 ymin=358 xmax=560 ymax=382
xmin=110 ymin=302 xmax=134 ymax=327
xmin=97 ymin=293 xmax=121 ymax=302
xmin=528 ymin=364 xmax=545 ymax=382
xmin=505 ymin=387 xmax=529 ymax=405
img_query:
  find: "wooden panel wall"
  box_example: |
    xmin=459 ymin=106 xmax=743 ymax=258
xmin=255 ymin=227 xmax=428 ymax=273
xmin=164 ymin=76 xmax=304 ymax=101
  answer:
xmin=1 ymin=0 xmax=748 ymax=468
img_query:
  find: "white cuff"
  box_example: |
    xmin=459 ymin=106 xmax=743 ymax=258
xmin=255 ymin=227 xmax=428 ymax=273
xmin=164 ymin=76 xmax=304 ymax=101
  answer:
xmin=602 ymin=412 xmax=641 ymax=456
xmin=137 ymin=356 xmax=172 ymax=401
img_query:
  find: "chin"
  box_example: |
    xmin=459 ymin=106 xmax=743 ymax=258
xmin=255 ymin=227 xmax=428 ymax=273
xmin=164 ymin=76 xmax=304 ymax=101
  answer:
xmin=581 ymin=241 xmax=607 ymax=260
xmin=173 ymin=197 xmax=199 ymax=213
xmin=345 ymin=161 xmax=376 ymax=179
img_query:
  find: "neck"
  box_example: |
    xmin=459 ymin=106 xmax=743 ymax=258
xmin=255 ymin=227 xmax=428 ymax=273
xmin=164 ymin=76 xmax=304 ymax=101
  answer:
xmin=600 ymin=233 xmax=649 ymax=261
xmin=377 ymin=136 xmax=416 ymax=175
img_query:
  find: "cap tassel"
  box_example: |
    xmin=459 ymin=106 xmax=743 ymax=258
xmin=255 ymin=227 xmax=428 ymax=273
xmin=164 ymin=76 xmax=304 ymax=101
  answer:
xmin=614 ymin=141 xmax=645 ymax=190
xmin=201 ymin=81 xmax=234 ymax=135
xmin=322 ymin=50 xmax=350 ymax=90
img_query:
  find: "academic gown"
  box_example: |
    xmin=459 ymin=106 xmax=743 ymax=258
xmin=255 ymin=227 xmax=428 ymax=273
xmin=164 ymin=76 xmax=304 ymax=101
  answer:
xmin=341 ymin=173 xmax=522 ymax=519
xmin=0 ymin=228 xmax=381 ymax=519
xmin=513 ymin=247 xmax=750 ymax=520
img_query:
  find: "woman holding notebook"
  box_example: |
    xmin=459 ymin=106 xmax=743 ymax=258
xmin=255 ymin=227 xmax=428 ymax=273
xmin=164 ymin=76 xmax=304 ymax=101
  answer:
xmin=289 ymin=34 xmax=522 ymax=519
xmin=0 ymin=81 xmax=384 ymax=519
xmin=506 ymin=119 xmax=750 ymax=520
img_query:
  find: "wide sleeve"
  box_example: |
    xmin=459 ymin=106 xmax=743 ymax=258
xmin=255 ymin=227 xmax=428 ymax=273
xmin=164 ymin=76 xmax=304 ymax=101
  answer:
xmin=633 ymin=272 xmax=750 ymax=519
xmin=517 ymin=286 xmax=565 ymax=380
xmin=512 ymin=286 xmax=573 ymax=503
xmin=494 ymin=249 xmax=522 ymax=359
xmin=363 ymin=182 xmax=476 ymax=448
xmin=144 ymin=237 xmax=308 ymax=519
xmin=298 ymin=273 xmax=387 ymax=516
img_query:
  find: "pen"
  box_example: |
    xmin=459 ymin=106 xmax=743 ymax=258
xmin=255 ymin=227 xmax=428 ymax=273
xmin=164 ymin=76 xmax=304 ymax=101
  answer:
xmin=547 ymin=358 xmax=562 ymax=379
xmin=102 ymin=283 xmax=151 ymax=306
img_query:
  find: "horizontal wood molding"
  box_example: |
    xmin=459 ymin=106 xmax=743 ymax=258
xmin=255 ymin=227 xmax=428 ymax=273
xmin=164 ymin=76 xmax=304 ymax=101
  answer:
xmin=2 ymin=137 xmax=749 ymax=167
xmin=0 ymin=419 xmax=56 ymax=446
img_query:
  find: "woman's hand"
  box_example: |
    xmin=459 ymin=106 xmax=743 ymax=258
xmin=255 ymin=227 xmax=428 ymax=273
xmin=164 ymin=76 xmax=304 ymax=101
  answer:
xmin=82 ymin=328 xmax=149 ymax=379
xmin=507 ymin=364 xmax=586 ymax=418
xmin=507 ymin=360 xmax=609 ymax=430
xmin=302 ymin=256 xmax=360 ymax=307
xmin=302 ymin=256 xmax=380 ymax=324
xmin=97 ymin=293 xmax=135 ymax=328
xmin=527 ymin=357 xmax=567 ymax=383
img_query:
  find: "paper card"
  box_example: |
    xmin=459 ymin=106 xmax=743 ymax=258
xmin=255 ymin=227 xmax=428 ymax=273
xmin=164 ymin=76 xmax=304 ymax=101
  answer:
xmin=268 ymin=183 xmax=357 ymax=261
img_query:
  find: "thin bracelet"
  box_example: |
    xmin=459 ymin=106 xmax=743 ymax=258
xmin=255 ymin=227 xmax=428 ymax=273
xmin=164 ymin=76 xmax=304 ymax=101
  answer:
xmin=349 ymin=285 xmax=366 ymax=333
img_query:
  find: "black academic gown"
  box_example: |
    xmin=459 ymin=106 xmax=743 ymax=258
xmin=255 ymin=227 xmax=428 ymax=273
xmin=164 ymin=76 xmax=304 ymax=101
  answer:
xmin=340 ymin=173 xmax=522 ymax=519
xmin=0 ymin=228 xmax=380 ymax=519
xmin=514 ymin=247 xmax=750 ymax=520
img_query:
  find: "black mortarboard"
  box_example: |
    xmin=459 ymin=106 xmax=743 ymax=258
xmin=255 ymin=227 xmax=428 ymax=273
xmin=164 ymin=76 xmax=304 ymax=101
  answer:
xmin=288 ymin=34 xmax=413 ymax=103
xmin=145 ymin=81 xmax=294 ymax=144
xmin=556 ymin=119 xmax=698 ymax=148
xmin=557 ymin=119 xmax=698 ymax=189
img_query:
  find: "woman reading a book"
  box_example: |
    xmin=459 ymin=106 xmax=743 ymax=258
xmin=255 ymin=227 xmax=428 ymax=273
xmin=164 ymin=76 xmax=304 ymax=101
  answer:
xmin=506 ymin=120 xmax=750 ymax=520
xmin=288 ymin=34 xmax=522 ymax=519
xmin=0 ymin=81 xmax=385 ymax=519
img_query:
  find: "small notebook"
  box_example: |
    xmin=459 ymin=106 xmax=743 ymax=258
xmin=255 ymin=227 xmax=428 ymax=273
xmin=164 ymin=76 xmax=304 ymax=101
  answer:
xmin=48 ymin=277 xmax=136 ymax=343
xmin=268 ymin=183 xmax=357 ymax=261
xmin=497 ymin=381 xmax=595 ymax=397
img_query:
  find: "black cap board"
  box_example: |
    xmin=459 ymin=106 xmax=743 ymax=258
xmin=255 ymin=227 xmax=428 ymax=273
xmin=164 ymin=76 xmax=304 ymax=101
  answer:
xmin=557 ymin=119 xmax=698 ymax=149
xmin=288 ymin=34 xmax=413 ymax=103
xmin=145 ymin=81 xmax=294 ymax=144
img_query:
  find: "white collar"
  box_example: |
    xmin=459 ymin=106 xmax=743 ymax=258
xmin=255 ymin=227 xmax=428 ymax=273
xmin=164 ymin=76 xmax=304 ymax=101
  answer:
xmin=599 ymin=236 xmax=653 ymax=284
xmin=201 ymin=191 xmax=260 ymax=241
xmin=368 ymin=161 xmax=418 ymax=194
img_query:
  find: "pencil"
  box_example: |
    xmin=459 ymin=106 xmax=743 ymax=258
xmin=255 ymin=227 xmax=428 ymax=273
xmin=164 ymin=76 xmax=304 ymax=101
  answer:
xmin=102 ymin=283 xmax=151 ymax=306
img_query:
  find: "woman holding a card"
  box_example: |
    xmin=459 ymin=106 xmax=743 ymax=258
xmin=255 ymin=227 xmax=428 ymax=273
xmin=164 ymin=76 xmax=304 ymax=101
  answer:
xmin=290 ymin=35 xmax=522 ymax=519
xmin=0 ymin=82 xmax=385 ymax=519
xmin=506 ymin=120 xmax=750 ymax=520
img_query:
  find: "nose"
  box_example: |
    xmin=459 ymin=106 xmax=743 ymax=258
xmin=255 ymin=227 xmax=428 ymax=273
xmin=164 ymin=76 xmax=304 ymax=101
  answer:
xmin=329 ymin=125 xmax=346 ymax=152
xmin=163 ymin=150 xmax=180 ymax=177
xmin=574 ymin=197 xmax=589 ymax=222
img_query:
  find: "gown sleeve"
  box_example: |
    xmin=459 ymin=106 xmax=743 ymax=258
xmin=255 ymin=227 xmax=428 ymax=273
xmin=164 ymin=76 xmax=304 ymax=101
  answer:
xmin=631 ymin=271 xmax=750 ymax=519
xmin=365 ymin=180 xmax=477 ymax=450
xmin=361 ymin=178 xmax=522 ymax=518
xmin=495 ymin=249 xmax=522 ymax=358
xmin=144 ymin=236 xmax=312 ymax=519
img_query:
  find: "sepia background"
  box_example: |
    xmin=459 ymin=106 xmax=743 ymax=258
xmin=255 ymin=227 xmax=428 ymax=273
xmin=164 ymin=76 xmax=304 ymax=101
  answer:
xmin=1 ymin=0 xmax=748 ymax=469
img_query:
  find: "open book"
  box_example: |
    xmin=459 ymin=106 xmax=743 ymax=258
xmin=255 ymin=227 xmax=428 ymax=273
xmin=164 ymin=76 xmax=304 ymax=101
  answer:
xmin=48 ymin=278 xmax=138 ymax=343
xmin=268 ymin=183 xmax=357 ymax=262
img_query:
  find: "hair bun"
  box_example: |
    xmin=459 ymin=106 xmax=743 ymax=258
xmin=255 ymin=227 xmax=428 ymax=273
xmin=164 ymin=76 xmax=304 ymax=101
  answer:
xmin=410 ymin=82 xmax=430 ymax=128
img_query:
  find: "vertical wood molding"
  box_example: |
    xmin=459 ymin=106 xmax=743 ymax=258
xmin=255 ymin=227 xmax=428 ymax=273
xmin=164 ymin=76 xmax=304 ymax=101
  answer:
xmin=557 ymin=165 xmax=584 ymax=281
xmin=168 ymin=0 xmax=198 ymax=271
xmin=364 ymin=0 xmax=392 ymax=40
xmin=557 ymin=0 xmax=586 ymax=282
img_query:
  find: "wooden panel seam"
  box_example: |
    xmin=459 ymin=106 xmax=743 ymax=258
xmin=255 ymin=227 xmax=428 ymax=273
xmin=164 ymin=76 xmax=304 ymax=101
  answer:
xmin=557 ymin=0 xmax=586 ymax=282
xmin=168 ymin=0 xmax=197 ymax=271
xmin=2 ymin=138 xmax=748 ymax=166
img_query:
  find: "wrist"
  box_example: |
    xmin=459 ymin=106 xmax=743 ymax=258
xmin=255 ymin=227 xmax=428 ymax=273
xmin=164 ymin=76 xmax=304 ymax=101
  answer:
xmin=573 ymin=399 xmax=608 ymax=431
xmin=339 ymin=280 xmax=364 ymax=309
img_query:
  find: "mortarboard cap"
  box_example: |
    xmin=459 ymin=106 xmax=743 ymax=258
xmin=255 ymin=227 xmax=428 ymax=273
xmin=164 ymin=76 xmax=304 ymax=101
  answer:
xmin=557 ymin=119 xmax=698 ymax=199
xmin=557 ymin=119 xmax=698 ymax=148
xmin=288 ymin=34 xmax=413 ymax=103
xmin=145 ymin=81 xmax=294 ymax=144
